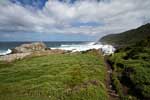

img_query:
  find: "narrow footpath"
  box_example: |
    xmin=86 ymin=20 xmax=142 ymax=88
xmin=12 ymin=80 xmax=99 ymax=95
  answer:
xmin=104 ymin=57 xmax=120 ymax=100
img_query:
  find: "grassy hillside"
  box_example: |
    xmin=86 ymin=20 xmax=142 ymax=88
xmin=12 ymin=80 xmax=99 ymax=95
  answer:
xmin=108 ymin=37 xmax=150 ymax=99
xmin=0 ymin=51 xmax=108 ymax=100
xmin=100 ymin=23 xmax=150 ymax=47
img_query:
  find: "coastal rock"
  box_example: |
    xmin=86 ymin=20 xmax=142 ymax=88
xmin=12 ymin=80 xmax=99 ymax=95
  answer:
xmin=0 ymin=49 xmax=68 ymax=62
xmin=0 ymin=53 xmax=31 ymax=62
xmin=0 ymin=42 xmax=69 ymax=62
xmin=12 ymin=42 xmax=47 ymax=53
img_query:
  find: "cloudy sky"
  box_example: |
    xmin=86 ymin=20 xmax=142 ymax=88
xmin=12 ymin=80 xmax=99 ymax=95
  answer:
xmin=0 ymin=0 xmax=150 ymax=41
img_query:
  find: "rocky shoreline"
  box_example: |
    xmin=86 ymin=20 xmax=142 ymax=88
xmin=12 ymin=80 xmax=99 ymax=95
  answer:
xmin=0 ymin=42 xmax=115 ymax=62
xmin=0 ymin=42 xmax=68 ymax=62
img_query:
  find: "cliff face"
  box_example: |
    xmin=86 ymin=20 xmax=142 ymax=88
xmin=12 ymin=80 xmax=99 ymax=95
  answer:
xmin=99 ymin=23 xmax=150 ymax=47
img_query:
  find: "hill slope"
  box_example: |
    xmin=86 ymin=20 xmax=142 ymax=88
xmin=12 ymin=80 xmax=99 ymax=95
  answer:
xmin=100 ymin=23 xmax=150 ymax=46
xmin=108 ymin=37 xmax=150 ymax=99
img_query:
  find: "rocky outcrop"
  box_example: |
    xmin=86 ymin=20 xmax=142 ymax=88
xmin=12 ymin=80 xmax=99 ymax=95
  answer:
xmin=0 ymin=42 xmax=47 ymax=62
xmin=0 ymin=42 xmax=69 ymax=62
xmin=0 ymin=53 xmax=31 ymax=62
xmin=12 ymin=42 xmax=47 ymax=53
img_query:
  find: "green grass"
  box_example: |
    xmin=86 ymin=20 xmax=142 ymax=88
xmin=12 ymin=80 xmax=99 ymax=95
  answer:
xmin=0 ymin=51 xmax=108 ymax=100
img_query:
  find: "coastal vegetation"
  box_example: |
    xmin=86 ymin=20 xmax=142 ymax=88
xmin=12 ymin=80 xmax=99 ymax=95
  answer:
xmin=0 ymin=50 xmax=108 ymax=100
xmin=106 ymin=35 xmax=150 ymax=100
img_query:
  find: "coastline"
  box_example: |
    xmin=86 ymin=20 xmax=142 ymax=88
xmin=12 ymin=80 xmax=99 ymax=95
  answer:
xmin=0 ymin=42 xmax=115 ymax=62
xmin=0 ymin=42 xmax=115 ymax=56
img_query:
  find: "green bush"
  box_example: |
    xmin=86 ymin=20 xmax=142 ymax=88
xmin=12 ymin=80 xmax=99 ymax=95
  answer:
xmin=112 ymin=72 xmax=123 ymax=97
xmin=108 ymin=37 xmax=150 ymax=99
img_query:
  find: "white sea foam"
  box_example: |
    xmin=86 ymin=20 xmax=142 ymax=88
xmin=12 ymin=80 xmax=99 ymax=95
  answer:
xmin=51 ymin=42 xmax=115 ymax=55
xmin=0 ymin=49 xmax=12 ymax=56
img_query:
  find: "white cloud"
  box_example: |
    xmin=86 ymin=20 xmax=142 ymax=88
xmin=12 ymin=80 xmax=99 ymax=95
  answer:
xmin=0 ymin=0 xmax=150 ymax=39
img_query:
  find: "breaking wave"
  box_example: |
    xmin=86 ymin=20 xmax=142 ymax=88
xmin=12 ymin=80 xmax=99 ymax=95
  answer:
xmin=51 ymin=42 xmax=115 ymax=55
xmin=0 ymin=49 xmax=12 ymax=56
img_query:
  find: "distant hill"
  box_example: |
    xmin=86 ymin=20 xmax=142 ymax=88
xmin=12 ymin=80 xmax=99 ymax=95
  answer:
xmin=100 ymin=23 xmax=150 ymax=47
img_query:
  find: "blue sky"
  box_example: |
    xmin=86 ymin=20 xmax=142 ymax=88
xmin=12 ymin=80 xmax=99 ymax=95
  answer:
xmin=10 ymin=0 xmax=48 ymax=9
xmin=0 ymin=0 xmax=150 ymax=41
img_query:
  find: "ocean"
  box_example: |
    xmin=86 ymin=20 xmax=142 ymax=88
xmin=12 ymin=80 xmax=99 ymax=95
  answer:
xmin=0 ymin=41 xmax=115 ymax=55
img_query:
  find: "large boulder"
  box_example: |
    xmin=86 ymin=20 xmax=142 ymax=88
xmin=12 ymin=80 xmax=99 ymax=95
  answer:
xmin=12 ymin=42 xmax=47 ymax=53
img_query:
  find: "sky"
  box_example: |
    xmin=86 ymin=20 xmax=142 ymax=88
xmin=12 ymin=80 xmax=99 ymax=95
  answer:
xmin=0 ymin=0 xmax=150 ymax=41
